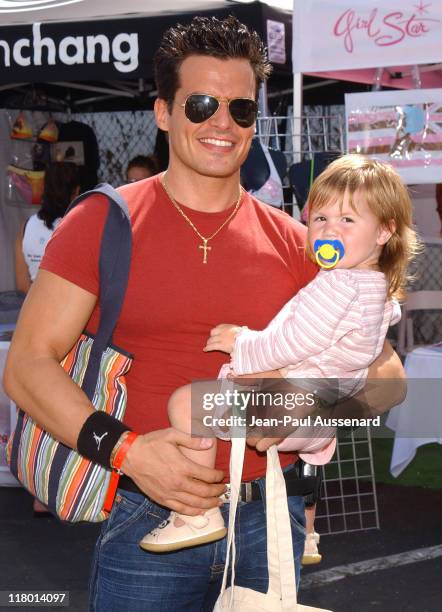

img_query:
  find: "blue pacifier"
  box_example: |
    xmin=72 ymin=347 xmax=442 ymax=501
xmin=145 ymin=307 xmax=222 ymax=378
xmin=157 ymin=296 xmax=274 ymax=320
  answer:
xmin=314 ymin=239 xmax=345 ymax=269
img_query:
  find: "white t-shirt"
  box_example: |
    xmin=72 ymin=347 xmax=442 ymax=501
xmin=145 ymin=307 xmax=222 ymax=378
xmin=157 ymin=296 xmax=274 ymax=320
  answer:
xmin=22 ymin=214 xmax=61 ymax=281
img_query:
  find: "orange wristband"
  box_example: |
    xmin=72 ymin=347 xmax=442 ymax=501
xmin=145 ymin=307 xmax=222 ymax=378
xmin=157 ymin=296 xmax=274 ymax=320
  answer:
xmin=111 ymin=431 xmax=139 ymax=474
xmin=104 ymin=431 xmax=139 ymax=514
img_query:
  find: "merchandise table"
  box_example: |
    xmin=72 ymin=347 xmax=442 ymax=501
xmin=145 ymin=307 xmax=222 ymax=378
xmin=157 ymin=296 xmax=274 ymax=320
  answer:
xmin=386 ymin=344 xmax=442 ymax=477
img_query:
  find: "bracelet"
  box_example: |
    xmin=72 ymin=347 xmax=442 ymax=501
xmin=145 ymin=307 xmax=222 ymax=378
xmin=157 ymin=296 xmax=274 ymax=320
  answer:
xmin=109 ymin=430 xmax=129 ymax=468
xmin=77 ymin=411 xmax=130 ymax=469
xmin=110 ymin=431 xmax=139 ymax=474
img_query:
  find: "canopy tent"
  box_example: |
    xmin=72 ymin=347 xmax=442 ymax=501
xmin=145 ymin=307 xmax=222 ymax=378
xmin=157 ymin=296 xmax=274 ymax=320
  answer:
xmin=0 ymin=0 xmax=293 ymax=110
xmin=291 ymin=0 xmax=442 ymax=175
xmin=0 ymin=0 xmax=294 ymax=293
xmin=293 ymin=0 xmax=442 ymax=90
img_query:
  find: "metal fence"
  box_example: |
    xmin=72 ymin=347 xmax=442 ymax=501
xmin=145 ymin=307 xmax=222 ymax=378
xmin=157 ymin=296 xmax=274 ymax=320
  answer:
xmin=255 ymin=110 xmax=345 ymax=216
xmin=316 ymin=428 xmax=379 ymax=535
xmin=70 ymin=110 xmax=157 ymax=186
xmin=256 ymin=110 xmax=345 ymax=166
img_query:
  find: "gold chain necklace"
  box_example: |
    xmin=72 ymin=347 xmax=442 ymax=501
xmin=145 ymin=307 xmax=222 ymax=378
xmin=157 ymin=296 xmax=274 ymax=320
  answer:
xmin=162 ymin=173 xmax=243 ymax=264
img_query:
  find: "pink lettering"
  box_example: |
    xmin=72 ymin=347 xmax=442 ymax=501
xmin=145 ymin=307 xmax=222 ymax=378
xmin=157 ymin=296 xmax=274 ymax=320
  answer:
xmin=333 ymin=8 xmax=380 ymax=53
xmin=332 ymin=7 xmax=439 ymax=53
xmin=333 ymin=9 xmax=357 ymax=53
xmin=376 ymin=12 xmax=405 ymax=46
xmin=367 ymin=8 xmax=381 ymax=38
xmin=405 ymin=15 xmax=431 ymax=36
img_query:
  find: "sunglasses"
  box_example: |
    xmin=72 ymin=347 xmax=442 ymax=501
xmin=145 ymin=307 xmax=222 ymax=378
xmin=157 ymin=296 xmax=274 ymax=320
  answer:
xmin=180 ymin=93 xmax=259 ymax=128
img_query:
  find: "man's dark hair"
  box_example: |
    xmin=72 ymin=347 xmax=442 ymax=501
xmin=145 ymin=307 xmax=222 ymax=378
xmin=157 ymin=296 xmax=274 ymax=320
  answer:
xmin=127 ymin=155 xmax=159 ymax=176
xmin=38 ymin=162 xmax=80 ymax=230
xmin=154 ymin=15 xmax=272 ymax=110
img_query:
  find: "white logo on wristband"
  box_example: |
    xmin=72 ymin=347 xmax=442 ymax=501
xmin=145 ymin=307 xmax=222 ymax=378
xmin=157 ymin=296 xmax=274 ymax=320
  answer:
xmin=93 ymin=431 xmax=108 ymax=450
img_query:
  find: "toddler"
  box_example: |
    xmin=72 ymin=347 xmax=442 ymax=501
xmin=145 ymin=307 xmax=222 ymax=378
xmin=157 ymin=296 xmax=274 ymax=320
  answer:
xmin=140 ymin=154 xmax=419 ymax=552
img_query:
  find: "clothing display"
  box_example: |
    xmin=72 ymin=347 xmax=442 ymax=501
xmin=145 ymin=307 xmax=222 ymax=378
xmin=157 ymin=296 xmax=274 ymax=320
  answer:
xmin=10 ymin=112 xmax=32 ymax=140
xmin=41 ymin=174 xmax=317 ymax=482
xmin=249 ymin=145 xmax=285 ymax=207
xmin=38 ymin=119 xmax=59 ymax=143
xmin=7 ymin=166 xmax=45 ymax=205
xmin=289 ymin=151 xmax=340 ymax=212
xmin=22 ymin=214 xmax=61 ymax=281
xmin=241 ymin=140 xmax=286 ymax=207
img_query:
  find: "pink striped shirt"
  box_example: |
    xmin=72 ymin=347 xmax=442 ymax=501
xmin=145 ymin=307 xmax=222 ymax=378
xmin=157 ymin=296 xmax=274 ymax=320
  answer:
xmin=231 ymin=269 xmax=401 ymax=463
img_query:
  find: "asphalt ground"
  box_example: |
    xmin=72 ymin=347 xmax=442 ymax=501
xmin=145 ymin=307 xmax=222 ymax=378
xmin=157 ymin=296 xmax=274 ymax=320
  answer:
xmin=0 ymin=482 xmax=441 ymax=612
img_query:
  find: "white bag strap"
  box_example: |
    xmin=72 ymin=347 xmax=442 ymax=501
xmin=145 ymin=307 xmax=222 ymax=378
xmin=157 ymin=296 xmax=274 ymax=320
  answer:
xmin=219 ymin=439 xmax=298 ymax=610
xmin=219 ymin=435 xmax=246 ymax=611
xmin=265 ymin=445 xmax=298 ymax=608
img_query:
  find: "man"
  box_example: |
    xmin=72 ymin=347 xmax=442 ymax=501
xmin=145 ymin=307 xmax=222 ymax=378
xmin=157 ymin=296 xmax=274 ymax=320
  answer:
xmin=4 ymin=16 xmax=404 ymax=611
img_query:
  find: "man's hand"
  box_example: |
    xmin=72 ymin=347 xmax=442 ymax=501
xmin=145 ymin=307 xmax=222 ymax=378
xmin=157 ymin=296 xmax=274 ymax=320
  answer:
xmin=328 ymin=341 xmax=406 ymax=420
xmin=204 ymin=324 xmax=242 ymax=354
xmin=121 ymin=428 xmax=226 ymax=515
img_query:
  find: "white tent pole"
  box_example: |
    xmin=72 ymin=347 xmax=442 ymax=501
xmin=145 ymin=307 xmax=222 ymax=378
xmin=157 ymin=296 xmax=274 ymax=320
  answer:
xmin=372 ymin=68 xmax=384 ymax=91
xmin=292 ymin=0 xmax=302 ymax=164
xmin=411 ymin=65 xmax=422 ymax=89
xmin=292 ymin=71 xmax=302 ymax=164
xmin=258 ymin=81 xmax=269 ymax=117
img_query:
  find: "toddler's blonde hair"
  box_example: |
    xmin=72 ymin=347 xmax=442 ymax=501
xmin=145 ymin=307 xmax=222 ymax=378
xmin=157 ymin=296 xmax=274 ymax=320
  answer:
xmin=306 ymin=154 xmax=420 ymax=299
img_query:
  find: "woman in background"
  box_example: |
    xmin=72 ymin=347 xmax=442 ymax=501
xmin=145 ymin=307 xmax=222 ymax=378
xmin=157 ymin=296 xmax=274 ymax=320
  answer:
xmin=15 ymin=162 xmax=80 ymax=294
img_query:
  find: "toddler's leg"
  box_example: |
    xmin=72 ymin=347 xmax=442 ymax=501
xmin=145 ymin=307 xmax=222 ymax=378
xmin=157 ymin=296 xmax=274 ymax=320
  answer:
xmin=168 ymin=384 xmax=218 ymax=468
xmin=302 ymin=503 xmax=322 ymax=565
xmin=139 ymin=384 xmax=226 ymax=553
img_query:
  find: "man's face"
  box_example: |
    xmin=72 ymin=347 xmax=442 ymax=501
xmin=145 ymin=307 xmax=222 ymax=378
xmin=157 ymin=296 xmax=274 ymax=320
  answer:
xmin=155 ymin=55 xmax=256 ymax=179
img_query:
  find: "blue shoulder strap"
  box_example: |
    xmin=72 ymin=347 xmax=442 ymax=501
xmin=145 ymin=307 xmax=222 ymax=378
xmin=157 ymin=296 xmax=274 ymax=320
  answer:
xmin=66 ymin=183 xmax=132 ymax=400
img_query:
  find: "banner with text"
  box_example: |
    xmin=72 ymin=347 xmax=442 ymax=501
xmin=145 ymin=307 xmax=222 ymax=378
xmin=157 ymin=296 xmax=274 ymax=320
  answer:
xmin=346 ymin=88 xmax=442 ymax=184
xmin=293 ymin=0 xmax=442 ymax=73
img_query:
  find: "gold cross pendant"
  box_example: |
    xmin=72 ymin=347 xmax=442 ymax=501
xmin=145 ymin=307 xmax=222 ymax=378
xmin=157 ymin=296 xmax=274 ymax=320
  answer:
xmin=199 ymin=239 xmax=212 ymax=264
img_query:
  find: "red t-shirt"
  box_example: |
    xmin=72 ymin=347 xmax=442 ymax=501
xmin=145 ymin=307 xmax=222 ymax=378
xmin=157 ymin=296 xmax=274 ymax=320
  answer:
xmin=41 ymin=175 xmax=317 ymax=481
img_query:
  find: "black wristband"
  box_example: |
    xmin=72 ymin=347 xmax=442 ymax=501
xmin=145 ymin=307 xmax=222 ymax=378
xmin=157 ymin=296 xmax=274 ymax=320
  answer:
xmin=77 ymin=412 xmax=130 ymax=469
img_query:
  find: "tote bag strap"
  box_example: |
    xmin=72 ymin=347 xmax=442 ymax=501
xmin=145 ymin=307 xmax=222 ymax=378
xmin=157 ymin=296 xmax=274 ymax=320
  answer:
xmin=265 ymin=445 xmax=298 ymax=608
xmin=219 ymin=441 xmax=299 ymax=610
xmin=219 ymin=435 xmax=246 ymax=611
xmin=64 ymin=183 xmax=132 ymax=400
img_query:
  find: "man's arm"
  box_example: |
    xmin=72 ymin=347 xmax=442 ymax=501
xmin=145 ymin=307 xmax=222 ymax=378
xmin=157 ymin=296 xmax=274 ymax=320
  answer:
xmin=329 ymin=339 xmax=406 ymax=420
xmin=4 ymin=270 xmax=225 ymax=515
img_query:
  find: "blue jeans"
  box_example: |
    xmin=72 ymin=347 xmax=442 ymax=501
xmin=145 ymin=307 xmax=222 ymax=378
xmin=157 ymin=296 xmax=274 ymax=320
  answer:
xmin=89 ymin=480 xmax=306 ymax=611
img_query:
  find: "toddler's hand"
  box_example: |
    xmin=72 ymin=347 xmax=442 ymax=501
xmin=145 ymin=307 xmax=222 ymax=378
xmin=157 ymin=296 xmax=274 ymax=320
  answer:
xmin=203 ymin=324 xmax=242 ymax=354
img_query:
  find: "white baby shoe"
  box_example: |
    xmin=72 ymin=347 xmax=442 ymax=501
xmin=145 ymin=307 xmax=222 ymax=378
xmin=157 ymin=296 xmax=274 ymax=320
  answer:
xmin=139 ymin=506 xmax=227 ymax=552
xmin=301 ymin=531 xmax=322 ymax=565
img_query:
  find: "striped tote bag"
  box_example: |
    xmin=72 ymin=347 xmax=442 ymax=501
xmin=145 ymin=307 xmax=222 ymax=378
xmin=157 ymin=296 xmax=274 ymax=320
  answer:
xmin=7 ymin=184 xmax=133 ymax=522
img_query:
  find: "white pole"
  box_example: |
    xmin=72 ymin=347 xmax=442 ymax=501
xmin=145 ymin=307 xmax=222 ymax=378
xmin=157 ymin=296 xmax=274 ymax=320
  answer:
xmin=292 ymin=72 xmax=302 ymax=164
xmin=292 ymin=0 xmax=302 ymax=164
